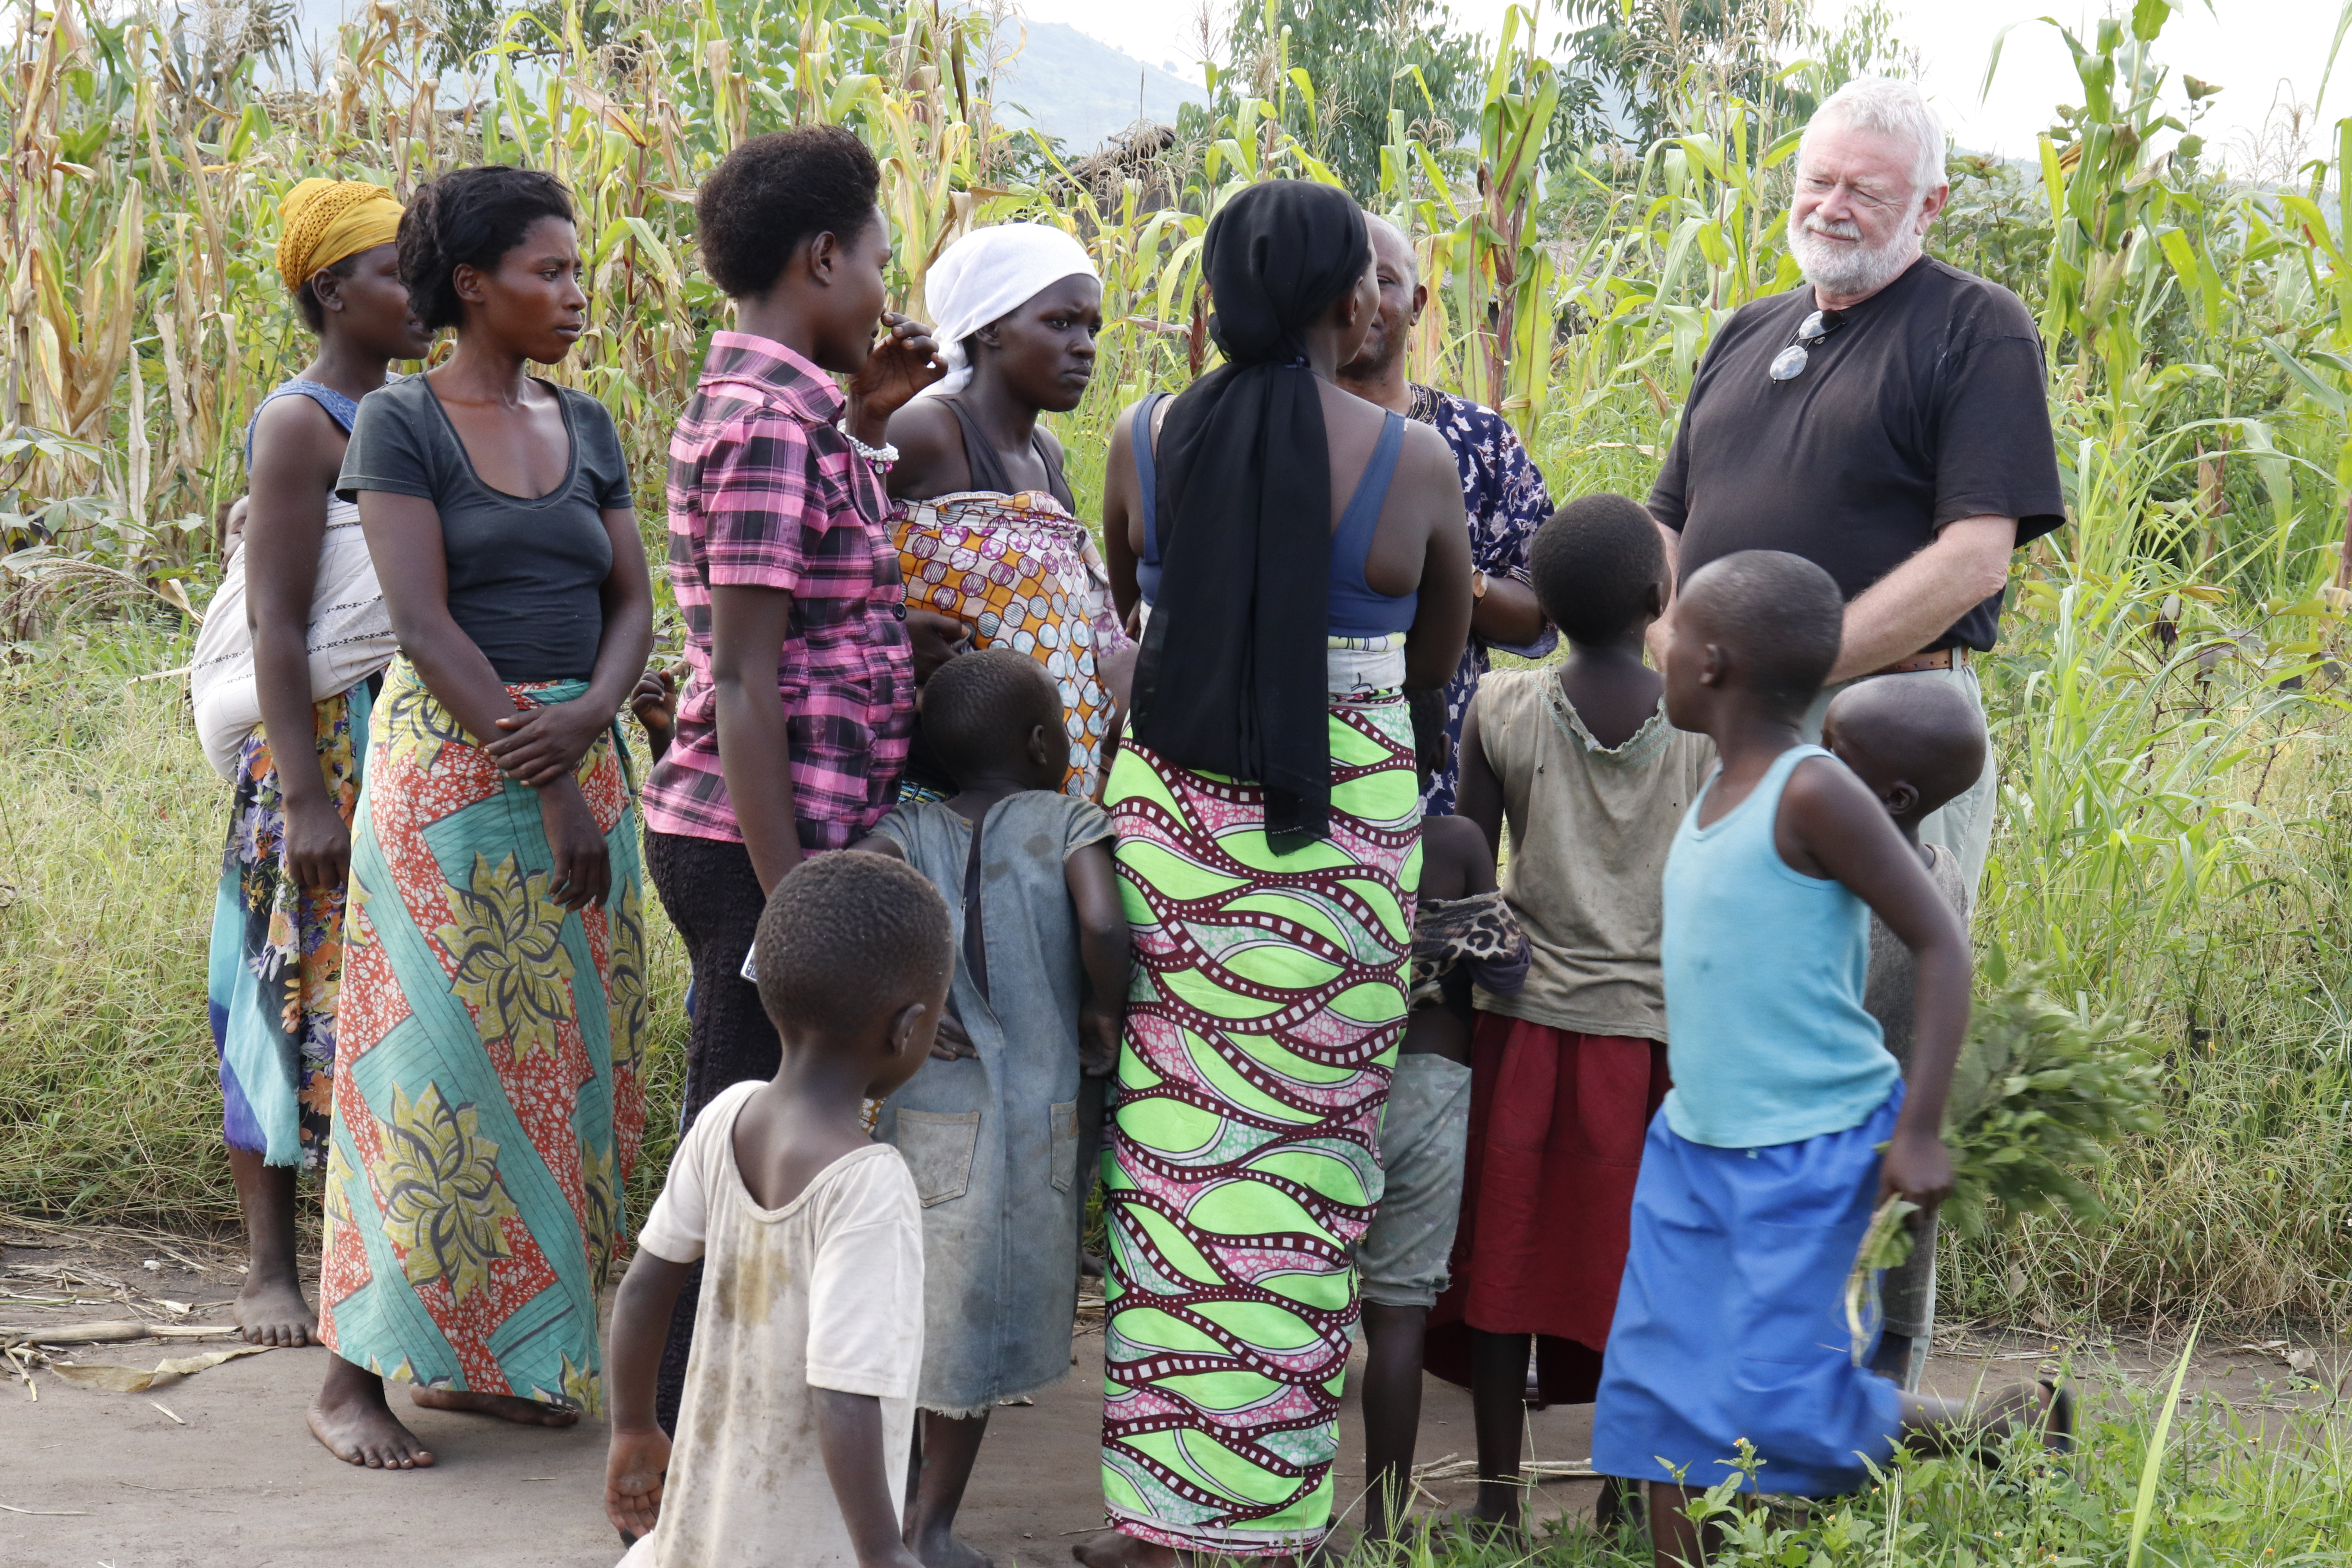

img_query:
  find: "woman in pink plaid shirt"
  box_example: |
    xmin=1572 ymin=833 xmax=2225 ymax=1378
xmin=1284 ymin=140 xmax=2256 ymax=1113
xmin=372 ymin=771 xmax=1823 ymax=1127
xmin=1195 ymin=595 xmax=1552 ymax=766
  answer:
xmin=637 ymin=127 xmax=955 ymax=1434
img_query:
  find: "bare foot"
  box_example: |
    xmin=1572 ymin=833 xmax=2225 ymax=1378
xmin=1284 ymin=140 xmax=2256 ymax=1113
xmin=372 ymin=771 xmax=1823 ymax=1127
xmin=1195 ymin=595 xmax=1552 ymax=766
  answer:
xmin=1068 ymin=1530 xmax=1296 ymax=1568
xmin=234 ymin=1269 xmax=318 ymax=1347
xmin=309 ymin=1376 xmax=436 ymax=1469
xmin=410 ymin=1385 xmax=581 ymax=1426
xmin=1071 ymin=1529 xmax=1181 ymax=1568
xmin=910 ymin=1528 xmax=995 ymax=1568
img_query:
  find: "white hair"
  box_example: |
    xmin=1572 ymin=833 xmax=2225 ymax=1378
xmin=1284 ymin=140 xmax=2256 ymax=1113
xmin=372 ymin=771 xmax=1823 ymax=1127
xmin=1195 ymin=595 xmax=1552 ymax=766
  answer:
xmin=1803 ymin=76 xmax=1947 ymax=200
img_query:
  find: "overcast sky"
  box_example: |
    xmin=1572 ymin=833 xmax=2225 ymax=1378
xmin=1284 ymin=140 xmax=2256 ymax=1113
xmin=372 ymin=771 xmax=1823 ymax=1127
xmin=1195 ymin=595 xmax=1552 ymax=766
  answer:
xmin=1011 ymin=0 xmax=2349 ymax=172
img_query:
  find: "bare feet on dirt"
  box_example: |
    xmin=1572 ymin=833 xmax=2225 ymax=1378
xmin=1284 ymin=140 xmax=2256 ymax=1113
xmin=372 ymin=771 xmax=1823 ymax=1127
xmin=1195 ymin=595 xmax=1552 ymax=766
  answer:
xmin=909 ymin=1528 xmax=996 ymax=1568
xmin=308 ymin=1379 xmax=437 ymax=1469
xmin=1070 ymin=1529 xmax=1182 ymax=1568
xmin=410 ymin=1385 xmax=583 ymax=1426
xmin=233 ymin=1269 xmax=317 ymax=1347
xmin=1069 ymin=1529 xmax=1296 ymax=1568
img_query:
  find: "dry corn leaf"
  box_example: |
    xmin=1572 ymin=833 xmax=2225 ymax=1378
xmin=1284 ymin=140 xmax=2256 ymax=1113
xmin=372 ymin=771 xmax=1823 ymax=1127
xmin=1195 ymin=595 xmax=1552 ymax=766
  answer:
xmin=47 ymin=1343 xmax=268 ymax=1392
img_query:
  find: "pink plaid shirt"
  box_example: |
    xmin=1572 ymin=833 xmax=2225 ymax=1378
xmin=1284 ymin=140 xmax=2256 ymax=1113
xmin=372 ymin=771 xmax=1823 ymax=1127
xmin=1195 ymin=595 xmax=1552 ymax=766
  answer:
xmin=642 ymin=332 xmax=914 ymax=848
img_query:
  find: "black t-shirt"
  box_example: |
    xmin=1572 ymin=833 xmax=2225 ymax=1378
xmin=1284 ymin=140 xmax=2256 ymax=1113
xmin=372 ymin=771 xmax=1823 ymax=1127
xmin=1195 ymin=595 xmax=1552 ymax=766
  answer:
xmin=1648 ymin=256 xmax=2065 ymax=652
xmin=339 ymin=375 xmax=631 ymax=681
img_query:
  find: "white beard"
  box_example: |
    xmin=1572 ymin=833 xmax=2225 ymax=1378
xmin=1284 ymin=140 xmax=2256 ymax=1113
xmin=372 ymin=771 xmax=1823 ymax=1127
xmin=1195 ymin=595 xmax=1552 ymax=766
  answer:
xmin=1787 ymin=210 xmax=1918 ymax=299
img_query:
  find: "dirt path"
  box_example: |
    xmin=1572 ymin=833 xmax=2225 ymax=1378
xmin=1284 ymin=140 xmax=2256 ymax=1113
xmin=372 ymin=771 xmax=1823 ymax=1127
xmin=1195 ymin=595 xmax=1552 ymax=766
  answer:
xmin=3 ymin=1222 xmax=2340 ymax=1568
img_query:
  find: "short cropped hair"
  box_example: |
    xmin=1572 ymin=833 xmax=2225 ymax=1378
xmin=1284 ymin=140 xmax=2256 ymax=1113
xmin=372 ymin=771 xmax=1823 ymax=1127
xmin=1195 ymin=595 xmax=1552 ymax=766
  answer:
xmin=754 ymin=852 xmax=952 ymax=1037
xmin=398 ymin=166 xmax=575 ymax=332
xmin=1805 ymin=76 xmax=1947 ymax=200
xmin=1681 ymin=550 xmax=1844 ymax=713
xmin=1529 ymin=494 xmax=1666 ymax=645
xmin=696 ymin=127 xmax=882 ymax=299
xmin=919 ymin=648 xmax=1063 ymax=787
xmin=294 ymin=252 xmax=363 ymax=334
xmin=1826 ymin=677 xmax=1987 ymax=817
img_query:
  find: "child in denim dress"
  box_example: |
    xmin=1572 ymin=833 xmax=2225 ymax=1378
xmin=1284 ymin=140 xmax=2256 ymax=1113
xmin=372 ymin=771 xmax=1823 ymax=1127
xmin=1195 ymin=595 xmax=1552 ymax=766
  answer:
xmin=856 ymin=650 xmax=1132 ymax=1568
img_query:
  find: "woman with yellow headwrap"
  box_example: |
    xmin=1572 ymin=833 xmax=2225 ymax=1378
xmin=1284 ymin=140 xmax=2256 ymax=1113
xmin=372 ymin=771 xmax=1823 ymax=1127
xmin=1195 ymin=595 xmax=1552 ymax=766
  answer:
xmin=186 ymin=176 xmax=428 ymax=1351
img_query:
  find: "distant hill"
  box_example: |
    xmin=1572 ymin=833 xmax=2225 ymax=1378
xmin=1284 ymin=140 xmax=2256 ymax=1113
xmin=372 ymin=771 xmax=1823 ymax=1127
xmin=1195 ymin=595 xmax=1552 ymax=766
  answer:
xmin=985 ymin=20 xmax=1206 ymax=155
xmin=277 ymin=3 xmax=1202 ymax=157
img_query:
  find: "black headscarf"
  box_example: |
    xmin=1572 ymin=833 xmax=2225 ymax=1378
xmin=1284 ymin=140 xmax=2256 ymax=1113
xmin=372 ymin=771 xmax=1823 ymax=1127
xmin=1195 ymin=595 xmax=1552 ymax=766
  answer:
xmin=1129 ymin=180 xmax=1372 ymax=850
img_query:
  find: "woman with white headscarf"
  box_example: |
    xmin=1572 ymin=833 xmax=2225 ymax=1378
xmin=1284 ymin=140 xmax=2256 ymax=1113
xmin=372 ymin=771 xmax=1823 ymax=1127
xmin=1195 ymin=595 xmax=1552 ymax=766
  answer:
xmin=873 ymin=220 xmax=1127 ymax=1568
xmin=886 ymin=221 xmax=1129 ymax=802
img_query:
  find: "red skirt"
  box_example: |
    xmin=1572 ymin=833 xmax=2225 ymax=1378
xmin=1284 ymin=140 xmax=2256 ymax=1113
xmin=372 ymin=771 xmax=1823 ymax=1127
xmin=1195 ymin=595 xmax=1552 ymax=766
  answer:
xmin=1424 ymin=1014 xmax=1670 ymax=1405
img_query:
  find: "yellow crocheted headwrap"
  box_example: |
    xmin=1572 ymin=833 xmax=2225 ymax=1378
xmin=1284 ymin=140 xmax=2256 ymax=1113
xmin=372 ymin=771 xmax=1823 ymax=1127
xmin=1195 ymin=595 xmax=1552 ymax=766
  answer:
xmin=278 ymin=178 xmax=403 ymax=294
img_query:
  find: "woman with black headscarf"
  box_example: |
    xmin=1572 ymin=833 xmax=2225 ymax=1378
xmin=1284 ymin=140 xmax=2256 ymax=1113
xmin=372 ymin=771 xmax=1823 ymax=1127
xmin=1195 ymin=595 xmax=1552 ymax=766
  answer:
xmin=1080 ymin=180 xmax=1471 ymax=1565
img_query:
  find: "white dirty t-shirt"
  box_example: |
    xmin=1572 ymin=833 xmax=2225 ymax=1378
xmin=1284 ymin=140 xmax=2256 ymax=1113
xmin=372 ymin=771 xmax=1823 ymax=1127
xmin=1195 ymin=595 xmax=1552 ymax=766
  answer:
xmin=621 ymin=1080 xmax=924 ymax=1568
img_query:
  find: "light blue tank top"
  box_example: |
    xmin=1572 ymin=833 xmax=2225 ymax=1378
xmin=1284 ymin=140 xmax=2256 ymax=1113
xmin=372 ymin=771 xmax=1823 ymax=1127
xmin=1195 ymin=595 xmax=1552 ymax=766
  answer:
xmin=1132 ymin=390 xmax=1416 ymax=635
xmin=1659 ymin=744 xmax=1898 ymax=1148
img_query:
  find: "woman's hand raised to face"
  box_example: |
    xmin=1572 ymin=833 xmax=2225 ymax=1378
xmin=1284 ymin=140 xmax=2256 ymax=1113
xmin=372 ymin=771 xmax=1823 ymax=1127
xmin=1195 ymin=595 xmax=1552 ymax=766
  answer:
xmin=845 ymin=312 xmax=945 ymax=430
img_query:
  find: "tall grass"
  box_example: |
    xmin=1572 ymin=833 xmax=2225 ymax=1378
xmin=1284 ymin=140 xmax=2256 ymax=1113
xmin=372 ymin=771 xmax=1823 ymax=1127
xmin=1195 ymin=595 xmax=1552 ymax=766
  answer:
xmin=0 ymin=628 xmax=691 ymax=1229
xmin=1327 ymin=1354 xmax=2352 ymax=1566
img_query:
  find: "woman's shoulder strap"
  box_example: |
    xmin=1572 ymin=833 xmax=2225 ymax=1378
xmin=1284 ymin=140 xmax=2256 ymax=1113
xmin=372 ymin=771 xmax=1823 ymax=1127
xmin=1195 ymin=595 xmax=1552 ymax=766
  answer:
xmin=933 ymin=394 xmax=1012 ymax=494
xmin=245 ymin=377 xmax=365 ymax=467
xmin=270 ymin=378 xmax=365 ymax=432
xmin=1131 ymin=390 xmax=1172 ymax=536
xmin=1334 ymin=408 xmax=1409 ymax=544
xmin=1033 ymin=425 xmax=1075 ymax=510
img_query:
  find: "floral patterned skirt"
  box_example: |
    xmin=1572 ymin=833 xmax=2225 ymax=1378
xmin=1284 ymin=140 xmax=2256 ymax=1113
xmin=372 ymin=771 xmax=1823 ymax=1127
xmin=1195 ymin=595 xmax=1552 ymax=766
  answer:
xmin=207 ymin=673 xmax=375 ymax=1171
xmin=317 ymin=657 xmax=648 ymax=1410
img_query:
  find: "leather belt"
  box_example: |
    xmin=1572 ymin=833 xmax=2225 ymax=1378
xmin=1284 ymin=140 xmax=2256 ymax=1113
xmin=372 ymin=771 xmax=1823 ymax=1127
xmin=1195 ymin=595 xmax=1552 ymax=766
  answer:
xmin=1870 ymin=646 xmax=1965 ymax=677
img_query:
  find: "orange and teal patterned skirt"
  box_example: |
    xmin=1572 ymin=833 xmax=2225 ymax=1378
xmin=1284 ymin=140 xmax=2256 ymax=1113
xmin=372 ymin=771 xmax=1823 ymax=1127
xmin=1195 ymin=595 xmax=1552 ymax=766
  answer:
xmin=318 ymin=657 xmax=648 ymax=1412
xmin=1098 ymin=693 xmax=1422 ymax=1554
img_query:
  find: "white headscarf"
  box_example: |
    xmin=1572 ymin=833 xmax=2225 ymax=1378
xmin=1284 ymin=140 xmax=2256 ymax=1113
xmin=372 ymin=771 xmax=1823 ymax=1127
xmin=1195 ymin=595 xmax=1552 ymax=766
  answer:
xmin=918 ymin=222 xmax=1099 ymax=399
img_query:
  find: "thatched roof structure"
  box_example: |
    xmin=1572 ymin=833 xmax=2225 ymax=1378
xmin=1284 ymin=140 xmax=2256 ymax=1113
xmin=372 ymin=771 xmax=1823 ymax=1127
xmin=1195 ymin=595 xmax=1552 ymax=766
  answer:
xmin=1055 ymin=121 xmax=1182 ymax=216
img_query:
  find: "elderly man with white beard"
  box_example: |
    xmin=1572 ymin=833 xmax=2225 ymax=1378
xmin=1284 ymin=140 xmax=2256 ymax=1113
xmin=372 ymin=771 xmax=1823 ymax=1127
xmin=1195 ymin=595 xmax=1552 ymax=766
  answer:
xmin=1647 ymin=75 xmax=2063 ymax=899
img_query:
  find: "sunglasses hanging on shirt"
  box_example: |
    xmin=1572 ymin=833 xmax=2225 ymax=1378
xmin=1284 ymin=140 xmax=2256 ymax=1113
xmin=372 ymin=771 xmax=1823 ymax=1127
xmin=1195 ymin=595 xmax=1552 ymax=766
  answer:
xmin=1769 ymin=309 xmax=1847 ymax=381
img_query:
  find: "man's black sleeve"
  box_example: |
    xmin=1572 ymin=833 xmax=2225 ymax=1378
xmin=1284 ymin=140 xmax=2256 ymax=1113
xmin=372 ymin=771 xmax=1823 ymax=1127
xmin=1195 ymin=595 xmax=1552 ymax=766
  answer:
xmin=1932 ymin=296 xmax=2067 ymax=547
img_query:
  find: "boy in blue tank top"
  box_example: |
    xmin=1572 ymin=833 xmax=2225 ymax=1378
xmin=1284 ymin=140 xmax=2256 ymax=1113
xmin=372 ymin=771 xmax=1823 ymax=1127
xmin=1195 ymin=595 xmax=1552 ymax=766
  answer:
xmin=1591 ymin=550 xmax=2068 ymax=1564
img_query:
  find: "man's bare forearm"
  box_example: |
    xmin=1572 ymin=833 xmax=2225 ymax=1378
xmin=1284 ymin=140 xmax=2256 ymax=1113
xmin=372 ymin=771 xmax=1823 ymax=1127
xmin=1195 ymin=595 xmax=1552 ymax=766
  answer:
xmin=1829 ymin=515 xmax=2016 ymax=683
xmin=1646 ymin=521 xmax=1681 ymax=667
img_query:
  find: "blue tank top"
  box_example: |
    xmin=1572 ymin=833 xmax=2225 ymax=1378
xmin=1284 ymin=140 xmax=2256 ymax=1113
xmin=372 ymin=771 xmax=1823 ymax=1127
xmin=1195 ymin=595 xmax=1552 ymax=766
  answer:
xmin=1132 ymin=390 xmax=1416 ymax=635
xmin=243 ymin=378 xmax=364 ymax=466
xmin=1659 ymin=744 xmax=1898 ymax=1149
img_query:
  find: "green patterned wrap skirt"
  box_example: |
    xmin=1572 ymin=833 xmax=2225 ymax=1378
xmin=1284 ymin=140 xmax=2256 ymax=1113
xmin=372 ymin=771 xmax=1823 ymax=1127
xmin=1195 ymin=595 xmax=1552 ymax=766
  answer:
xmin=1098 ymin=690 xmax=1422 ymax=1554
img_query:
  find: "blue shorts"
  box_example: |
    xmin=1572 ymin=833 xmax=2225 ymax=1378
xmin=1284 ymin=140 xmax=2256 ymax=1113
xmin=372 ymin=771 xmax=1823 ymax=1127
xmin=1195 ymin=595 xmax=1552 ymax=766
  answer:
xmin=1591 ymin=1083 xmax=1905 ymax=1497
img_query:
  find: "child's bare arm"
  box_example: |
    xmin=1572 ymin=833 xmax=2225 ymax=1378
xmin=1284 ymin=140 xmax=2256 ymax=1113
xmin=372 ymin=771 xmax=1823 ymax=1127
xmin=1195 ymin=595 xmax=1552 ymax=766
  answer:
xmin=815 ymin=1388 xmax=926 ymax=1568
xmin=1780 ymin=757 xmax=1970 ymax=1211
xmin=1066 ymin=840 xmax=1132 ymax=1073
xmin=1453 ymin=695 xmax=1507 ymax=859
xmin=1416 ymin=813 xmax=1496 ymax=902
xmin=604 ymin=1248 xmax=695 ymax=1539
xmin=629 ymin=663 xmax=679 ymax=763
